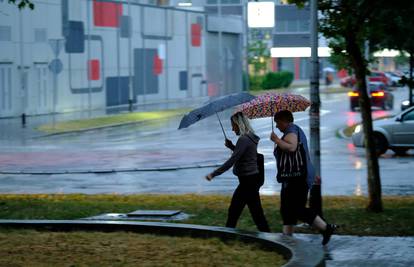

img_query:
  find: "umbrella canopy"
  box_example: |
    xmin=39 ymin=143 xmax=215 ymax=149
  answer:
xmin=178 ymin=92 xmax=256 ymax=133
xmin=236 ymin=92 xmax=310 ymax=119
xmin=323 ymin=67 xmax=335 ymax=72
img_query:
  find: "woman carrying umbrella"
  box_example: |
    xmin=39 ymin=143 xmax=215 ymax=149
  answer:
xmin=205 ymin=112 xmax=270 ymax=232
xmin=271 ymin=110 xmax=337 ymax=245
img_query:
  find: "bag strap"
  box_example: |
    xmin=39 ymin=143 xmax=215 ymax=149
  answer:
xmin=245 ymin=133 xmax=258 ymax=148
xmin=281 ymin=125 xmax=301 ymax=151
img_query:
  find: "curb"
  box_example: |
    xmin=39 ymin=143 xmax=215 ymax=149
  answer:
xmin=336 ymin=127 xmax=351 ymax=139
xmin=33 ymin=114 xmax=187 ymax=139
xmin=0 ymin=163 xmax=223 ymax=175
xmin=0 ymin=219 xmax=325 ymax=267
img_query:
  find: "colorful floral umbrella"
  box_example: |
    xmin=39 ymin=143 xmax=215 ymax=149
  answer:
xmin=236 ymin=92 xmax=311 ymax=119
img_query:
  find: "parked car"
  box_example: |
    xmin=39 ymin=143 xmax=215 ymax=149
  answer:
xmin=348 ymin=82 xmax=394 ymax=111
xmin=368 ymin=71 xmax=390 ymax=86
xmin=352 ymin=106 xmax=414 ymax=155
xmin=401 ymin=96 xmax=414 ymax=111
xmin=385 ymin=71 xmax=402 ymax=87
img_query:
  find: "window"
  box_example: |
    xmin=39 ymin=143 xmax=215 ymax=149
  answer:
xmin=0 ymin=26 xmax=11 ymax=41
xmin=287 ymin=20 xmax=298 ymax=32
xmin=207 ymin=0 xmax=241 ymax=5
xmin=403 ymin=109 xmax=414 ymax=121
xmin=276 ymin=20 xmax=287 ymax=32
xmin=0 ymin=64 xmax=12 ymax=113
xmin=34 ymin=28 xmax=47 ymax=43
xmin=299 ymin=20 xmax=309 ymax=32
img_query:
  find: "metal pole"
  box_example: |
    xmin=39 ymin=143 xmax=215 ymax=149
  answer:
xmin=365 ymin=41 xmax=369 ymax=89
xmin=128 ymin=0 xmax=133 ymax=111
xmin=244 ymin=0 xmax=250 ymax=92
xmin=185 ymin=12 xmax=190 ymax=98
xmin=218 ymin=0 xmax=223 ymax=95
xmin=165 ymin=8 xmax=169 ymax=101
xmin=309 ymin=0 xmax=322 ymax=216
xmin=52 ymin=66 xmax=57 ymax=126
xmin=117 ymin=14 xmax=121 ymax=108
xmin=19 ymin=8 xmax=26 ymax=127
xmin=142 ymin=7 xmax=146 ymax=106
xmin=87 ymin=0 xmax=92 ymax=116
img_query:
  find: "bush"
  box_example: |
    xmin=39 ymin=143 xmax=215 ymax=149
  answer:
xmin=261 ymin=71 xmax=294 ymax=89
xmin=248 ymin=75 xmax=264 ymax=91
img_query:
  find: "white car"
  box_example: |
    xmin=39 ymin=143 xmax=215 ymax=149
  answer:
xmin=352 ymin=106 xmax=414 ymax=155
xmin=385 ymin=72 xmax=402 ymax=87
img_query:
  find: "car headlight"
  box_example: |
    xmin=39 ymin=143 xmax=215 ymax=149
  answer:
xmin=354 ymin=125 xmax=362 ymax=134
xmin=402 ymin=100 xmax=410 ymax=106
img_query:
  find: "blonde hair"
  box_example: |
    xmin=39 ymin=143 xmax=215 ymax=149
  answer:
xmin=231 ymin=112 xmax=255 ymax=136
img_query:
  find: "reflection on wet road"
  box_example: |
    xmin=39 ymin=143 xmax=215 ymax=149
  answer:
xmin=0 ymin=87 xmax=413 ymax=195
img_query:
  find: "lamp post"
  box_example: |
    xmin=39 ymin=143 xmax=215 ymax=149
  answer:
xmin=309 ymin=0 xmax=322 ymax=216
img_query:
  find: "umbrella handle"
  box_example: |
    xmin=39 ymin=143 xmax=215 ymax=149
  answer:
xmin=216 ymin=112 xmax=227 ymax=139
xmin=271 ymin=117 xmax=274 ymax=132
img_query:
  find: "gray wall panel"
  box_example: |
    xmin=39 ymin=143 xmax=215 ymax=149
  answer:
xmin=134 ymin=48 xmax=159 ymax=95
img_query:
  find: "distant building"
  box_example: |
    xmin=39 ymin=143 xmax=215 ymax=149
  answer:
xmin=0 ymin=0 xmax=244 ymax=117
xmin=270 ymin=3 xmax=333 ymax=80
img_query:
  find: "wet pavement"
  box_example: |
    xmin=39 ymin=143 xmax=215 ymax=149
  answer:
xmin=0 ymin=86 xmax=413 ymax=195
xmin=298 ymin=233 xmax=414 ymax=267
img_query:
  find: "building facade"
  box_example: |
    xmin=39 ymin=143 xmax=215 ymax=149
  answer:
xmin=0 ymin=0 xmax=244 ymax=117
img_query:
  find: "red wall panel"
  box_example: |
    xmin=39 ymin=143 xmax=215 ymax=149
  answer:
xmin=191 ymin=24 xmax=201 ymax=47
xmin=88 ymin=59 xmax=100 ymax=80
xmin=153 ymin=55 xmax=163 ymax=75
xmin=93 ymin=1 xmax=123 ymax=27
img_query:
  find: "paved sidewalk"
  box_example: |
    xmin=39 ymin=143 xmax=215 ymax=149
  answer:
xmin=297 ymin=234 xmax=414 ymax=267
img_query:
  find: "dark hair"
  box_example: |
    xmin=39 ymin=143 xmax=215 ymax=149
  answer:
xmin=273 ymin=110 xmax=294 ymax=123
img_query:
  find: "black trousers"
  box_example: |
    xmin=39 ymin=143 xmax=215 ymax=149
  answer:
xmin=280 ymin=180 xmax=317 ymax=225
xmin=226 ymin=174 xmax=270 ymax=232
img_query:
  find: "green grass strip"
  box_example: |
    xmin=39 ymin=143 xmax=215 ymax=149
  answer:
xmin=0 ymin=231 xmax=286 ymax=267
xmin=1 ymin=194 xmax=413 ymax=236
xmin=36 ymin=108 xmax=191 ymax=134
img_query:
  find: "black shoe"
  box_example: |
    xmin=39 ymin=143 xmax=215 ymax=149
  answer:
xmin=321 ymin=224 xmax=338 ymax=245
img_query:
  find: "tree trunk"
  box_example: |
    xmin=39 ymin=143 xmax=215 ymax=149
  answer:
xmin=409 ymin=52 xmax=413 ymax=106
xmin=347 ymin=37 xmax=383 ymax=212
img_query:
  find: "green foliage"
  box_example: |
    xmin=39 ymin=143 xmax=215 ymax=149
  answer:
xmin=0 ymin=194 xmax=414 ymax=236
xmin=377 ymin=2 xmax=414 ymax=55
xmin=376 ymin=2 xmax=414 ymax=96
xmin=8 ymin=0 xmax=34 ymax=9
xmin=248 ymin=75 xmax=264 ymax=91
xmin=394 ymin=53 xmax=409 ymax=67
xmin=248 ymin=33 xmax=271 ymax=75
xmin=261 ymin=71 xmax=294 ymax=89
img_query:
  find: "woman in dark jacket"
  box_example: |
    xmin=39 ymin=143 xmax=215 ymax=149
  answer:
xmin=271 ymin=110 xmax=337 ymax=245
xmin=206 ymin=112 xmax=270 ymax=232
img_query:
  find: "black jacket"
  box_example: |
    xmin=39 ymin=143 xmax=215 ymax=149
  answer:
xmin=212 ymin=132 xmax=259 ymax=177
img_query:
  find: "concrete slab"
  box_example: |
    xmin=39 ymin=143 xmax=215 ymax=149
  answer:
xmin=81 ymin=210 xmax=190 ymax=221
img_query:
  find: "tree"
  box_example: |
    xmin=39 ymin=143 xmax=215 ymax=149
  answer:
xmin=8 ymin=0 xmax=34 ymax=9
xmin=377 ymin=1 xmax=414 ymax=106
xmin=289 ymin=0 xmax=390 ymax=212
xmin=248 ymin=30 xmax=271 ymax=76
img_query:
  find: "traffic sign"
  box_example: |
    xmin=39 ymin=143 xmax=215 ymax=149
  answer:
xmin=48 ymin=39 xmax=64 ymax=57
xmin=48 ymin=59 xmax=63 ymax=74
